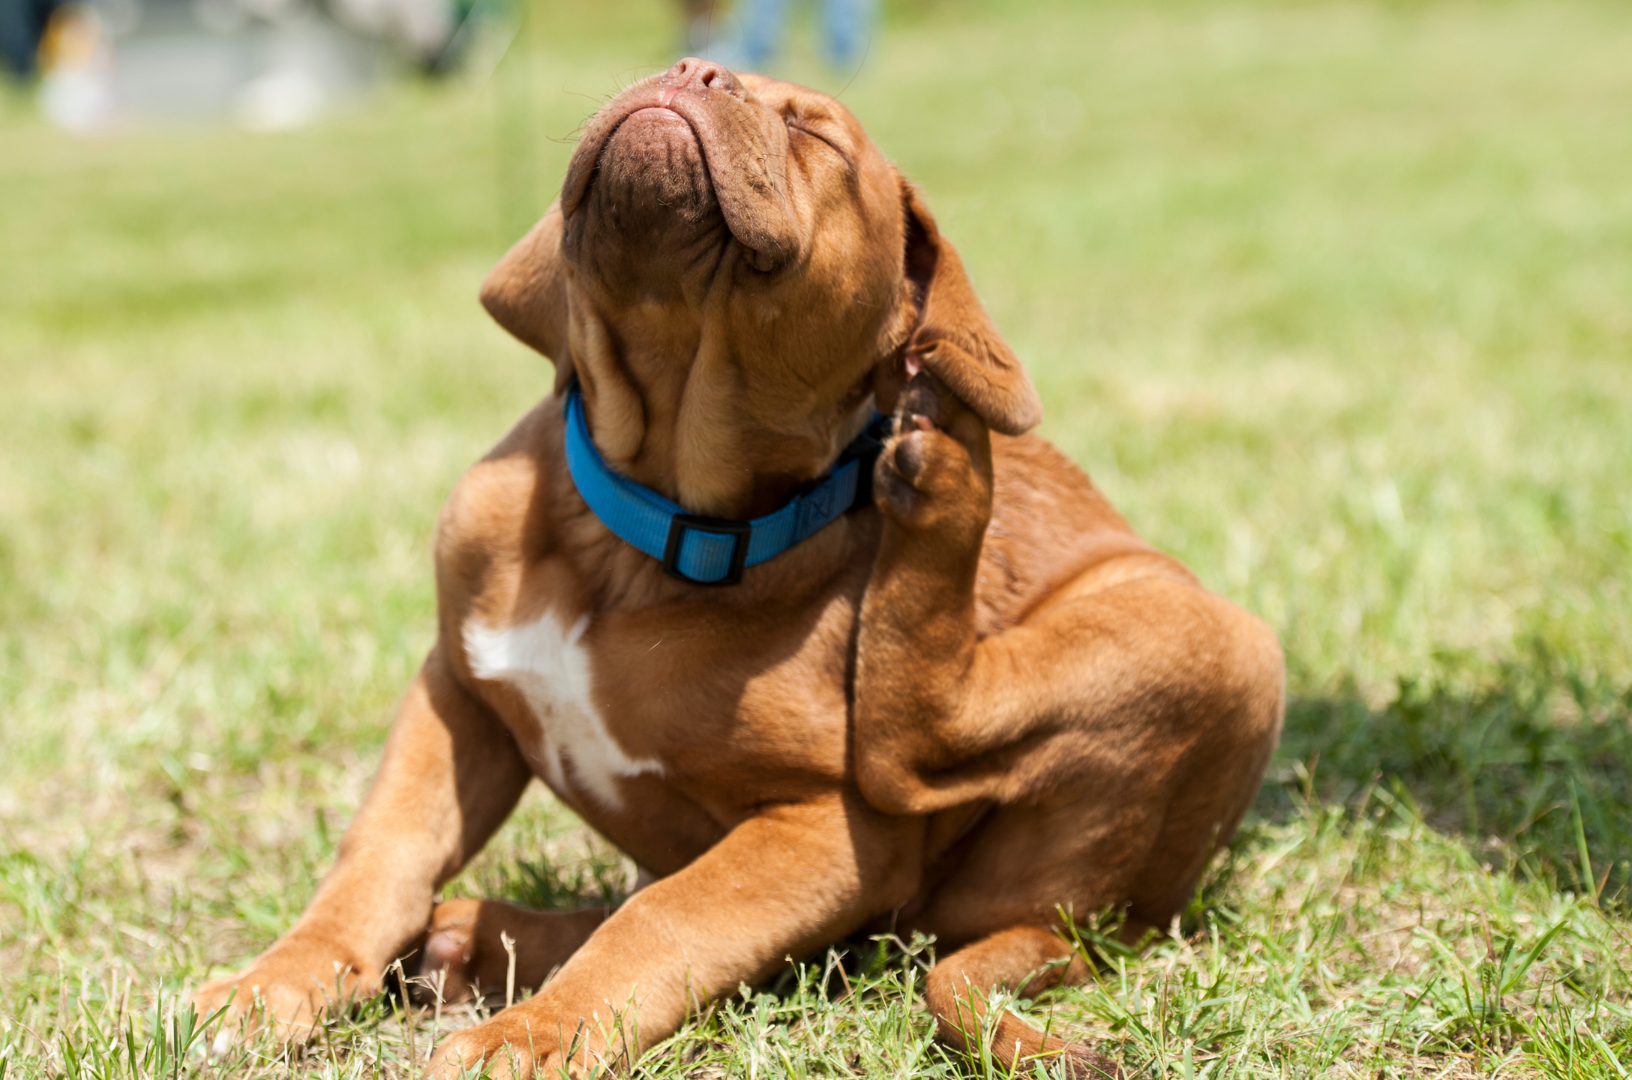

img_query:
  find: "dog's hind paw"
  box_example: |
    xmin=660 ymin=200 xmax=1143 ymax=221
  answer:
xmin=413 ymin=898 xmax=606 ymax=1008
xmin=875 ymin=371 xmax=993 ymax=542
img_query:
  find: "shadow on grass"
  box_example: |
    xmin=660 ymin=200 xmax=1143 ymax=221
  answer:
xmin=1255 ymin=646 xmax=1632 ymax=904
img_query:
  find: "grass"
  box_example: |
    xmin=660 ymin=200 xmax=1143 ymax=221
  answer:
xmin=2 ymin=0 xmax=1631 ymax=1075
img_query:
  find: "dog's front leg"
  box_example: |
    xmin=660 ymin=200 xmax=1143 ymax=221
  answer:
xmin=194 ymin=647 xmax=533 ymax=1040
xmin=426 ymin=793 xmax=922 ymax=1079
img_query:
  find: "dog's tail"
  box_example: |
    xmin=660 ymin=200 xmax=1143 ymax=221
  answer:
xmin=925 ymin=925 xmax=1123 ymax=1079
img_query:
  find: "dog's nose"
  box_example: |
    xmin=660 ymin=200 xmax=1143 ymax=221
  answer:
xmin=662 ymin=57 xmax=737 ymax=93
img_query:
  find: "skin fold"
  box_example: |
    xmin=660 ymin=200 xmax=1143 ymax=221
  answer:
xmin=193 ymin=58 xmax=1285 ymax=1079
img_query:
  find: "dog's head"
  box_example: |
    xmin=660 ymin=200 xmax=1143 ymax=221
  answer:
xmin=481 ymin=58 xmax=1041 ymax=517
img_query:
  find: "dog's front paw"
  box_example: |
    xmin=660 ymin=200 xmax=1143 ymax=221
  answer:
xmin=875 ymin=370 xmax=993 ymax=541
xmin=428 ymin=1006 xmax=608 ymax=1080
xmin=192 ymin=935 xmax=378 ymax=1048
xmin=427 ymin=1019 xmax=540 ymax=1080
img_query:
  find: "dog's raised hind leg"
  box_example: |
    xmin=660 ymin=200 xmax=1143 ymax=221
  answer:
xmin=855 ymin=372 xmax=1283 ymax=828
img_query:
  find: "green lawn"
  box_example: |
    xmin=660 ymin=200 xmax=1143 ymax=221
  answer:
xmin=3 ymin=0 xmax=1631 ymax=1075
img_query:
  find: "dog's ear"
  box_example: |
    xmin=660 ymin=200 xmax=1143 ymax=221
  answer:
xmin=899 ymin=182 xmax=1042 ymax=435
xmin=480 ymin=202 xmax=574 ymax=395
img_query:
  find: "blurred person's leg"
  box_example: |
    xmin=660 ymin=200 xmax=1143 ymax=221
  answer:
xmin=739 ymin=0 xmax=788 ymax=69
xmin=681 ymin=0 xmax=742 ymax=64
xmin=822 ymin=0 xmax=871 ymax=69
xmin=1 ymin=0 xmax=58 ymax=78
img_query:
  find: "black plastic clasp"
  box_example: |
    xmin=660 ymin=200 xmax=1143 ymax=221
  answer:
xmin=837 ymin=413 xmax=894 ymax=510
xmin=662 ymin=514 xmax=751 ymax=585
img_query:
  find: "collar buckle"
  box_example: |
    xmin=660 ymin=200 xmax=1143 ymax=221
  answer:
xmin=835 ymin=414 xmax=893 ymax=510
xmin=662 ymin=513 xmax=751 ymax=585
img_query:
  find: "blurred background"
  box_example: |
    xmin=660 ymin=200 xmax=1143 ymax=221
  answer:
xmin=1 ymin=0 xmax=870 ymax=131
xmin=2 ymin=0 xmax=1631 ymax=1072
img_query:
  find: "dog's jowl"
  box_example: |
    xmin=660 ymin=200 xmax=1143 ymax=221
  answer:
xmin=195 ymin=58 xmax=1285 ymax=1080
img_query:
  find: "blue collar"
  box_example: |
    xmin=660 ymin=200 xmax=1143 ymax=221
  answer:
xmin=563 ymin=384 xmax=890 ymax=585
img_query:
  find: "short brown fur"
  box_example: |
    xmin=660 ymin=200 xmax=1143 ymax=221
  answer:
xmin=195 ymin=59 xmax=1283 ymax=1078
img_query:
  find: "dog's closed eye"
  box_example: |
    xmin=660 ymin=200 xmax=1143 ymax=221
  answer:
xmin=785 ymin=116 xmax=855 ymax=170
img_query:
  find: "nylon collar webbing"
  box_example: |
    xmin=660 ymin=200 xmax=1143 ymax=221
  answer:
xmin=563 ymin=384 xmax=890 ymax=585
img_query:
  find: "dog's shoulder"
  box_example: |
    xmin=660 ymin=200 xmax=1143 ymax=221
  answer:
xmin=433 ymin=396 xmax=570 ymax=603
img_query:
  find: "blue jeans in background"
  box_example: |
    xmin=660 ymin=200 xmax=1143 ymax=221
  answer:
xmin=0 ymin=0 xmax=60 ymax=77
xmin=738 ymin=0 xmax=874 ymax=71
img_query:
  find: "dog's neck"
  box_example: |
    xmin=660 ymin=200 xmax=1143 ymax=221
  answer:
xmin=576 ymin=373 xmax=876 ymax=521
xmin=557 ymin=265 xmax=897 ymax=521
xmin=563 ymin=293 xmax=877 ymax=519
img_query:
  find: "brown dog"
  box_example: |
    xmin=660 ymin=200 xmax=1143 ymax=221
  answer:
xmin=194 ymin=59 xmax=1284 ymax=1078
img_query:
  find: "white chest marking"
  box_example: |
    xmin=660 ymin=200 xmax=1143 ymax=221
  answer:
xmin=463 ymin=612 xmax=662 ymax=810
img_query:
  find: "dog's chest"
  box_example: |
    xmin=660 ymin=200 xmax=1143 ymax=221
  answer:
xmin=462 ymin=611 xmax=663 ymax=810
